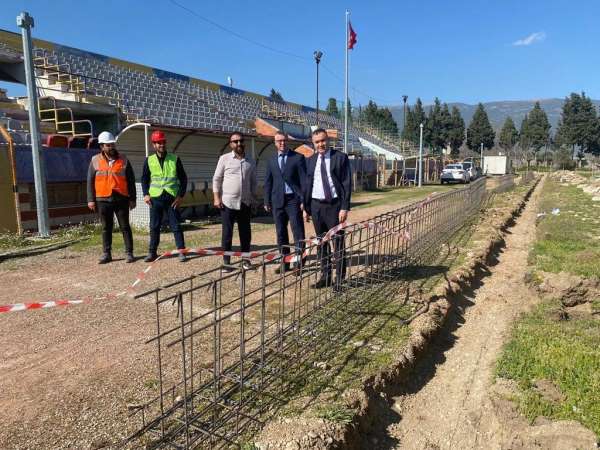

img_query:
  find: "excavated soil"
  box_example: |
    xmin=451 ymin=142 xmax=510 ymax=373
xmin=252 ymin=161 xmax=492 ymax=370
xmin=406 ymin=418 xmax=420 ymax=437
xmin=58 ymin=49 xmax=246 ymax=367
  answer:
xmin=363 ymin=177 xmax=598 ymax=450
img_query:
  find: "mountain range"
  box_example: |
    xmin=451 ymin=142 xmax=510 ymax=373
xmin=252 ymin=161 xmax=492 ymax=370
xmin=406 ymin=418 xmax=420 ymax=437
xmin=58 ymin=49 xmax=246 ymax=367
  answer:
xmin=388 ymin=98 xmax=600 ymax=133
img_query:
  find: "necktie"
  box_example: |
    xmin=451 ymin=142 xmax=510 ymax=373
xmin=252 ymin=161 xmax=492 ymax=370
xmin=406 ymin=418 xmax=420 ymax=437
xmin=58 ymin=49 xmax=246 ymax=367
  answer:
xmin=320 ymin=155 xmax=332 ymax=201
xmin=279 ymin=153 xmax=286 ymax=172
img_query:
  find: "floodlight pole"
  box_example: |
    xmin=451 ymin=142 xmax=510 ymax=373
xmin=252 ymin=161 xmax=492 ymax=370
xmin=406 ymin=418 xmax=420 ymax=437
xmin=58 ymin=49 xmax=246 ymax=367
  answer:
xmin=418 ymin=123 xmax=423 ymax=187
xmin=17 ymin=11 xmax=49 ymax=237
xmin=314 ymin=50 xmax=322 ymax=127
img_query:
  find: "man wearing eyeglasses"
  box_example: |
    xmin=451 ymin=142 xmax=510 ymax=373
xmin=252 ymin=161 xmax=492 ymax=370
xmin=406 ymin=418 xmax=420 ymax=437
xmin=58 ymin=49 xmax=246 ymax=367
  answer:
xmin=303 ymin=128 xmax=352 ymax=290
xmin=264 ymin=132 xmax=306 ymax=273
xmin=213 ymin=132 xmax=258 ymax=271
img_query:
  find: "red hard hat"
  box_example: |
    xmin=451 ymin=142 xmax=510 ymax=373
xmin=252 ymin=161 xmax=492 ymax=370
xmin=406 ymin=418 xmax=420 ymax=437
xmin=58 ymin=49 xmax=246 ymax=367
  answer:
xmin=151 ymin=130 xmax=166 ymax=143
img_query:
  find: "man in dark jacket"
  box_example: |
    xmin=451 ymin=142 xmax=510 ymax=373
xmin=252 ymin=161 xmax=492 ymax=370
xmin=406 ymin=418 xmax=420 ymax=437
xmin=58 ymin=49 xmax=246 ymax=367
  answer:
xmin=303 ymin=128 xmax=352 ymax=289
xmin=87 ymin=131 xmax=136 ymax=264
xmin=264 ymin=132 xmax=306 ymax=273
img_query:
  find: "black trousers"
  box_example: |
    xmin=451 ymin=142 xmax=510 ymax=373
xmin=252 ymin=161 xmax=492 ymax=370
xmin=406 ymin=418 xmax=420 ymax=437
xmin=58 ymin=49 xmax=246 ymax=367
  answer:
xmin=97 ymin=199 xmax=133 ymax=254
xmin=221 ymin=203 xmax=252 ymax=264
xmin=273 ymin=194 xmax=305 ymax=267
xmin=310 ymin=198 xmax=346 ymax=281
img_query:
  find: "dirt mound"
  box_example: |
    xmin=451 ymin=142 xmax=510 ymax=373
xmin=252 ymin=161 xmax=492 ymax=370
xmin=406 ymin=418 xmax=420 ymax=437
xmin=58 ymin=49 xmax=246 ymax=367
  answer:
xmin=537 ymin=271 xmax=600 ymax=307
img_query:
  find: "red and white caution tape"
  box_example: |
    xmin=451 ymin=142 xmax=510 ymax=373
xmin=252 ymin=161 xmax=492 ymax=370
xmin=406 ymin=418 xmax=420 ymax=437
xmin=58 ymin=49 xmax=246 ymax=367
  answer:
xmin=1 ymin=193 xmax=436 ymax=315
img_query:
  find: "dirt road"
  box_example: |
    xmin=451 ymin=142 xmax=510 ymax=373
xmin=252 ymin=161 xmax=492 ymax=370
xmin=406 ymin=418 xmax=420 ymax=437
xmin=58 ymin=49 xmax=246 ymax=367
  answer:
xmin=365 ymin=178 xmax=597 ymax=449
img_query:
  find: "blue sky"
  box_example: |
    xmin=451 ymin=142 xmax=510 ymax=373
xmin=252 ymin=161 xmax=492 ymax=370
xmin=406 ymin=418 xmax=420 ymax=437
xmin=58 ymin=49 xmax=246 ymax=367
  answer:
xmin=1 ymin=0 xmax=599 ymax=108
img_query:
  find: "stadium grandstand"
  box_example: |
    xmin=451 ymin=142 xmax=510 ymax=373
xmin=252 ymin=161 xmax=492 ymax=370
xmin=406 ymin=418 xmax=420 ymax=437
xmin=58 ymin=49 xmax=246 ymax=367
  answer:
xmin=0 ymin=28 xmax=435 ymax=233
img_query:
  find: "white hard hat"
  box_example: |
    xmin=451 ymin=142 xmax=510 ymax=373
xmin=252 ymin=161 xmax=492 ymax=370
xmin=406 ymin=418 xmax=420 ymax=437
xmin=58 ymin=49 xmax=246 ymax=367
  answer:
xmin=98 ymin=131 xmax=116 ymax=144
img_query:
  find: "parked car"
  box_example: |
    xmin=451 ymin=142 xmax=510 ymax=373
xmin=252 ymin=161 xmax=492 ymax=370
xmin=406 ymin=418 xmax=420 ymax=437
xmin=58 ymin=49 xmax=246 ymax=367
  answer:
xmin=441 ymin=163 xmax=470 ymax=184
xmin=461 ymin=161 xmax=478 ymax=180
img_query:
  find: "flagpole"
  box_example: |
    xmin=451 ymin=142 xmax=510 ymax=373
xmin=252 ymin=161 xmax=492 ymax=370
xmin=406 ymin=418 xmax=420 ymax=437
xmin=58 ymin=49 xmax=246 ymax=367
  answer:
xmin=344 ymin=10 xmax=349 ymax=154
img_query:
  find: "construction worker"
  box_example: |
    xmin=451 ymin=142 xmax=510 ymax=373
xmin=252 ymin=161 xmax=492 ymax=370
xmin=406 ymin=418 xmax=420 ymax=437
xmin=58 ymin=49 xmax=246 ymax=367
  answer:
xmin=141 ymin=130 xmax=188 ymax=262
xmin=87 ymin=131 xmax=136 ymax=264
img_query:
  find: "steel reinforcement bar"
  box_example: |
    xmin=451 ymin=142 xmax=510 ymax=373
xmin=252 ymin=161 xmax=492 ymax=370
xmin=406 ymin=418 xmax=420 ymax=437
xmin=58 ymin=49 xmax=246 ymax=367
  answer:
xmin=126 ymin=178 xmax=487 ymax=449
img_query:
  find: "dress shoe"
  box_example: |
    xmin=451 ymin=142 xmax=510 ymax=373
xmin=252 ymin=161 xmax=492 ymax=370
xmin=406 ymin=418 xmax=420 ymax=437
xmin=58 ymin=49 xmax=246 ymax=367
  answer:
xmin=144 ymin=253 xmax=158 ymax=263
xmin=125 ymin=253 xmax=135 ymax=263
xmin=98 ymin=253 xmax=112 ymax=264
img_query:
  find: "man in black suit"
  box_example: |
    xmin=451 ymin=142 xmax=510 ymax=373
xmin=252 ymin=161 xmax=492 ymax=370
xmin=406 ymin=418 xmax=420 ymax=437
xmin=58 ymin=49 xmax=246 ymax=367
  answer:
xmin=303 ymin=128 xmax=352 ymax=289
xmin=264 ymin=132 xmax=307 ymax=273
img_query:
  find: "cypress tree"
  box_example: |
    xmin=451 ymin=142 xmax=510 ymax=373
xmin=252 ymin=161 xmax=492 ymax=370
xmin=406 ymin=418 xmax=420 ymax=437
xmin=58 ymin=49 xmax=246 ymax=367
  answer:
xmin=498 ymin=117 xmax=519 ymax=151
xmin=466 ymin=103 xmax=495 ymax=151
xmin=447 ymin=106 xmax=465 ymax=156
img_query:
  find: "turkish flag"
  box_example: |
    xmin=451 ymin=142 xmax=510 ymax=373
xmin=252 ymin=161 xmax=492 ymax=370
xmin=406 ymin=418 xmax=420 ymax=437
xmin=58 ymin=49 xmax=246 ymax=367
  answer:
xmin=348 ymin=22 xmax=357 ymax=49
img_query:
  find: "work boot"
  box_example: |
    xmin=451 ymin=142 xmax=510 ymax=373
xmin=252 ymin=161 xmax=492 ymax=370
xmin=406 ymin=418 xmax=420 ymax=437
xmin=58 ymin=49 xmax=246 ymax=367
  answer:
xmin=98 ymin=253 xmax=112 ymax=264
xmin=144 ymin=253 xmax=158 ymax=263
xmin=126 ymin=252 xmax=135 ymax=263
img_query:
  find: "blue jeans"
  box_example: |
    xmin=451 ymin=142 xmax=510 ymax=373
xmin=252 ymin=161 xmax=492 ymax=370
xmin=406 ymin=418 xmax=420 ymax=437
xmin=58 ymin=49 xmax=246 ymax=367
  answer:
xmin=148 ymin=192 xmax=185 ymax=254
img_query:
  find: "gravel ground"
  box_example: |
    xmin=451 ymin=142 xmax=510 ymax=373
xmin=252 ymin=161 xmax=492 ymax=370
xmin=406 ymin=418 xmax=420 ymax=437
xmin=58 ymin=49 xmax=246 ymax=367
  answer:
xmin=0 ymin=196 xmax=429 ymax=450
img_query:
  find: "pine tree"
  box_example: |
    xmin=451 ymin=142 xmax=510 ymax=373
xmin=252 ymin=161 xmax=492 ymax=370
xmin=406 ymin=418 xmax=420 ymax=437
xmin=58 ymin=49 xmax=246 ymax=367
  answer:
xmin=402 ymin=106 xmax=417 ymax=144
xmin=524 ymin=102 xmax=551 ymax=151
xmin=466 ymin=103 xmax=495 ymax=151
xmin=447 ymin=106 xmax=465 ymax=156
xmin=326 ymin=98 xmax=339 ymax=117
xmin=401 ymin=98 xmax=426 ymax=145
xmin=498 ymin=117 xmax=519 ymax=151
xmin=555 ymin=92 xmax=600 ymax=155
xmin=269 ymin=88 xmax=284 ymax=103
xmin=424 ymin=98 xmax=447 ymax=151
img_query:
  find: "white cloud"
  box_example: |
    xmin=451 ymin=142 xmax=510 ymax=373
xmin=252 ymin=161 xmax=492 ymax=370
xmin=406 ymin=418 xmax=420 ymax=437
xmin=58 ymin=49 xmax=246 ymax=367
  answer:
xmin=513 ymin=31 xmax=546 ymax=46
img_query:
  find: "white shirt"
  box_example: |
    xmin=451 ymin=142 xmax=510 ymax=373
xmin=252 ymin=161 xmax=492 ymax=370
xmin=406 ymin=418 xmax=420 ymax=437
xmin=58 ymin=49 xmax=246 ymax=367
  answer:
xmin=311 ymin=150 xmax=338 ymax=200
xmin=212 ymin=151 xmax=257 ymax=210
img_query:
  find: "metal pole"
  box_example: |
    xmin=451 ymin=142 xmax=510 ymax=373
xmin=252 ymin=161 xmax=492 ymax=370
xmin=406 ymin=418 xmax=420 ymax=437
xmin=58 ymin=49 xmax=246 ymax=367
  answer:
xmin=316 ymin=61 xmax=319 ymax=126
xmin=344 ymin=10 xmax=349 ymax=153
xmin=480 ymin=142 xmax=483 ymax=173
xmin=402 ymin=95 xmax=408 ymax=137
xmin=17 ymin=12 xmax=49 ymax=237
xmin=418 ymin=123 xmax=423 ymax=187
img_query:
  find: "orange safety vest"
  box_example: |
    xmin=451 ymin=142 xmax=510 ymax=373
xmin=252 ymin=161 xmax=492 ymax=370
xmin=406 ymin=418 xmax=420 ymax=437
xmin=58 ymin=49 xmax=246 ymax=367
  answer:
xmin=92 ymin=153 xmax=129 ymax=198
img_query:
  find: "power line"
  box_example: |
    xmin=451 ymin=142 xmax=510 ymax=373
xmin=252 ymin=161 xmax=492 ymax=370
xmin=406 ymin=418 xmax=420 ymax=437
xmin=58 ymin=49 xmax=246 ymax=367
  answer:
xmin=168 ymin=0 xmax=402 ymax=105
xmin=168 ymin=0 xmax=309 ymax=61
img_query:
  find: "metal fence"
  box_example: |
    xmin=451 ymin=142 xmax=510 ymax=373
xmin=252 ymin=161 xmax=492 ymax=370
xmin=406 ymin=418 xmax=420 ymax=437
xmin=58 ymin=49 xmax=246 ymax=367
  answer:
xmin=126 ymin=178 xmax=487 ymax=449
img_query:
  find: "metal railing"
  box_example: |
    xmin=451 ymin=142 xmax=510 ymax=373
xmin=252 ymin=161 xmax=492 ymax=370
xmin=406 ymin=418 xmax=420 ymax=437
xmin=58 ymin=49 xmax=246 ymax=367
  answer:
xmin=126 ymin=178 xmax=487 ymax=448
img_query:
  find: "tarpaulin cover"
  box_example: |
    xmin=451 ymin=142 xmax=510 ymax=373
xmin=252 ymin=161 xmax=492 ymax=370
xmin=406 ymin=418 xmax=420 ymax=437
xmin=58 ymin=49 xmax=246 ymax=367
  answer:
xmin=15 ymin=146 xmax=97 ymax=183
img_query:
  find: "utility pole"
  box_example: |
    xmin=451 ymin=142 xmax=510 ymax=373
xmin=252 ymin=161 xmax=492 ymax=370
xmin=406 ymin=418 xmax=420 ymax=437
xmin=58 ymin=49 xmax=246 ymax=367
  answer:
xmin=480 ymin=142 xmax=484 ymax=174
xmin=402 ymin=95 xmax=408 ymax=136
xmin=418 ymin=123 xmax=424 ymax=187
xmin=17 ymin=11 xmax=49 ymax=237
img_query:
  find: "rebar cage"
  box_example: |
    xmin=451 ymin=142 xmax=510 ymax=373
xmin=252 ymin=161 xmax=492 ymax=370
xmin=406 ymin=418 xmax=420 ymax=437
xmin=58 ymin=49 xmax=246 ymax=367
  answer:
xmin=126 ymin=178 xmax=487 ymax=449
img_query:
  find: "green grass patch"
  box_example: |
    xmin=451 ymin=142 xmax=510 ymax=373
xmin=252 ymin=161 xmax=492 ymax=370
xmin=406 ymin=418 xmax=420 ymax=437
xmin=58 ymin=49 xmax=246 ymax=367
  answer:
xmin=0 ymin=223 xmax=101 ymax=252
xmin=531 ymin=177 xmax=600 ymax=278
xmin=496 ymin=299 xmax=600 ymax=435
xmin=352 ymin=184 xmax=461 ymax=210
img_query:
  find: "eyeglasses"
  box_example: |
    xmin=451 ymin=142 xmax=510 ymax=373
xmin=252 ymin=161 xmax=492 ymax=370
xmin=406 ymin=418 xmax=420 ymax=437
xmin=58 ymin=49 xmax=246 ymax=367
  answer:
xmin=230 ymin=139 xmax=244 ymax=144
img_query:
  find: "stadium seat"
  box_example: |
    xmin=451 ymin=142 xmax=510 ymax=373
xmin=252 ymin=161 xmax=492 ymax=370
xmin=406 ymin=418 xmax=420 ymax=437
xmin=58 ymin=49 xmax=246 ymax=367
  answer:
xmin=46 ymin=134 xmax=69 ymax=148
xmin=68 ymin=136 xmax=88 ymax=149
